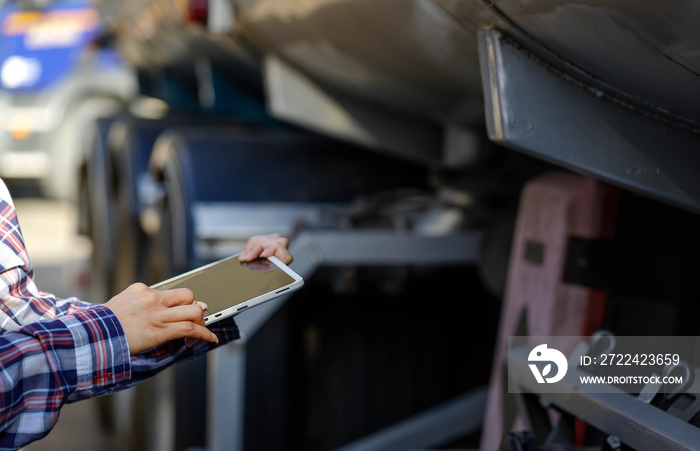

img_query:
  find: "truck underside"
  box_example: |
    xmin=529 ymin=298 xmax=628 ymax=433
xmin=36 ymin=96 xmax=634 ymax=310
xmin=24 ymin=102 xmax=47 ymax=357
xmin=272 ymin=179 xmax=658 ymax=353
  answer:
xmin=76 ymin=1 xmax=700 ymax=450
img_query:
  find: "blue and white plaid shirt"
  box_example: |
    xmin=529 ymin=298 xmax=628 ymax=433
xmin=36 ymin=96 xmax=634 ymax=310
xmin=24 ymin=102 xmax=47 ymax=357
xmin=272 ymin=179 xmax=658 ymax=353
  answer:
xmin=0 ymin=179 xmax=239 ymax=450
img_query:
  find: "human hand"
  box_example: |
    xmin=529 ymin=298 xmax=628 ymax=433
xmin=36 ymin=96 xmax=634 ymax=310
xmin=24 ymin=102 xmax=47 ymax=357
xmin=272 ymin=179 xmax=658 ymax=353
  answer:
xmin=238 ymin=233 xmax=293 ymax=265
xmin=105 ymin=283 xmax=218 ymax=355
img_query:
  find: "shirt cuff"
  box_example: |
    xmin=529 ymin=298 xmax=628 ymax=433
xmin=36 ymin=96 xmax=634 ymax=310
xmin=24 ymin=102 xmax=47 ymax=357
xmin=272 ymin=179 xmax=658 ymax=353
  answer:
xmin=57 ymin=305 xmax=131 ymax=391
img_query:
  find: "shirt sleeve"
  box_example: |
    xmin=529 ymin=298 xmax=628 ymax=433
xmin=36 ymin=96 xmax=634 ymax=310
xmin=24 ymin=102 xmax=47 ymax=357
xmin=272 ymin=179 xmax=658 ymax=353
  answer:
xmin=0 ymin=177 xmax=240 ymax=413
xmin=68 ymin=317 xmax=240 ymax=400
xmin=0 ymin=194 xmax=92 ymax=331
xmin=0 ymin=305 xmax=130 ymax=450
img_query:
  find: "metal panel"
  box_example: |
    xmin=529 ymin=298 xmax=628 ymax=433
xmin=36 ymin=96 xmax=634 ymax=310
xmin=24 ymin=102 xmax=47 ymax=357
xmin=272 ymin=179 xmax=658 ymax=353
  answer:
xmin=192 ymin=202 xmax=334 ymax=260
xmin=207 ymin=343 xmax=247 ymax=451
xmin=479 ymin=28 xmax=700 ymax=214
xmin=232 ymin=229 xmax=481 ymax=342
xmin=491 ymin=0 xmax=700 ymax=125
xmin=265 ymin=55 xmax=443 ymax=165
xmin=237 ymin=0 xmax=486 ymax=120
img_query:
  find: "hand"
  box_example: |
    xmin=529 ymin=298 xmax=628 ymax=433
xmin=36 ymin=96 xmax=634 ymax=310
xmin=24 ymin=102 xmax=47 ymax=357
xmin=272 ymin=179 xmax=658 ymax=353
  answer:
xmin=239 ymin=233 xmax=293 ymax=265
xmin=105 ymin=283 xmax=218 ymax=355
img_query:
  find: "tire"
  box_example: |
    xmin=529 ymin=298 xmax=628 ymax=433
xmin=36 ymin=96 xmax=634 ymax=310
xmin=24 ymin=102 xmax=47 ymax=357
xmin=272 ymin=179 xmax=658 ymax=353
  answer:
xmin=43 ymin=97 xmax=124 ymax=202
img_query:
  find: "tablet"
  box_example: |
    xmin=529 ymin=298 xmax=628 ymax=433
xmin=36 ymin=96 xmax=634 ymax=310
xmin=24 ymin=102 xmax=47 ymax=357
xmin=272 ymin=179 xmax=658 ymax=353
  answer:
xmin=151 ymin=254 xmax=304 ymax=325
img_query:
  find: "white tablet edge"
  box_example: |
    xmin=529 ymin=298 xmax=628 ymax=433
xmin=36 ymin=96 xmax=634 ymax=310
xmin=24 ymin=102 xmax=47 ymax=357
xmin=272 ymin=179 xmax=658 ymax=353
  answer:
xmin=149 ymin=253 xmax=304 ymax=325
xmin=150 ymin=253 xmax=239 ymax=290
xmin=203 ymin=255 xmax=304 ymax=325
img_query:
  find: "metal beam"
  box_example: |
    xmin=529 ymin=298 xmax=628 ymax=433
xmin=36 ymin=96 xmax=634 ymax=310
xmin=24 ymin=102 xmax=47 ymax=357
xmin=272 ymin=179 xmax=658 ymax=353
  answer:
xmin=334 ymin=387 xmax=487 ymax=451
xmin=479 ymin=28 xmax=700 ymax=214
xmin=233 ymin=229 xmax=481 ymax=342
xmin=291 ymin=229 xmax=481 ymax=267
xmin=207 ymin=343 xmax=246 ymax=451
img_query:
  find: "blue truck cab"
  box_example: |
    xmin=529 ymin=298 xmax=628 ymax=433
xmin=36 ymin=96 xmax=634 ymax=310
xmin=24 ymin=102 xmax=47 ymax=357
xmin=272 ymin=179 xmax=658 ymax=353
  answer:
xmin=0 ymin=0 xmax=135 ymax=199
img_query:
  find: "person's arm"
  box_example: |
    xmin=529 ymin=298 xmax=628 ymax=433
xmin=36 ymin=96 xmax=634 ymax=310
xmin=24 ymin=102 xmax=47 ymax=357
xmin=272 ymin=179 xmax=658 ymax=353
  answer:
xmin=0 ymin=280 xmax=225 ymax=447
xmin=0 ymin=305 xmax=130 ymax=449
xmin=0 ymin=185 xmax=222 ymax=405
xmin=67 ymin=284 xmax=239 ymax=400
xmin=0 ymin=186 xmax=234 ymax=372
xmin=0 ymin=196 xmax=94 ymax=332
xmin=0 ymin=275 xmax=227 ymax=446
xmin=68 ymin=233 xmax=294 ymax=399
xmin=0 ymin=177 xmax=295 ymax=446
xmin=0 ymin=278 xmax=227 ymax=447
xmin=109 ymin=234 xmax=294 ymax=385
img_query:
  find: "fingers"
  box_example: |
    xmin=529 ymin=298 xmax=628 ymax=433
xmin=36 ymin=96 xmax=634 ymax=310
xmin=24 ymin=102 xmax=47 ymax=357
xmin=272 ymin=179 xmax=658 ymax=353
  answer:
xmin=184 ymin=307 xmax=207 ymax=347
xmin=126 ymin=283 xmax=196 ymax=308
xmin=260 ymin=241 xmax=293 ymax=264
xmin=108 ymin=283 xmax=220 ymax=354
xmin=159 ymin=287 xmax=195 ymax=307
xmin=149 ymin=298 xmax=211 ymax=348
xmin=114 ymin=233 xmax=291 ymax=353
xmin=161 ymin=321 xmax=219 ymax=345
xmin=239 ymin=233 xmax=293 ymax=264
xmin=159 ymin=303 xmax=207 ymax=326
xmin=159 ymin=302 xmax=217 ymax=346
xmin=240 ymin=242 xmax=264 ymax=261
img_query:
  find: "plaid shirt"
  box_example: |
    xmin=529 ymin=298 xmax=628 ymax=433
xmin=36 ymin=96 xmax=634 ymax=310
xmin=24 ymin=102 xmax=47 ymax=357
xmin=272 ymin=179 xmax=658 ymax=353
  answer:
xmin=0 ymin=179 xmax=240 ymax=450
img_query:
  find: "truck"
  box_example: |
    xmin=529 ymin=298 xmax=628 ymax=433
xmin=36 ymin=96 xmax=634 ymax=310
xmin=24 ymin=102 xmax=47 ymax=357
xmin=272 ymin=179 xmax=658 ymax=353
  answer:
xmin=0 ymin=0 xmax=136 ymax=200
xmin=76 ymin=1 xmax=700 ymax=450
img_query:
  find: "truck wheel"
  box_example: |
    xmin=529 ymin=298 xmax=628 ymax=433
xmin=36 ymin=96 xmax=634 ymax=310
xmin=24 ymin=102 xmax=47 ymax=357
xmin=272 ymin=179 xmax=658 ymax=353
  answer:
xmin=44 ymin=97 xmax=124 ymax=202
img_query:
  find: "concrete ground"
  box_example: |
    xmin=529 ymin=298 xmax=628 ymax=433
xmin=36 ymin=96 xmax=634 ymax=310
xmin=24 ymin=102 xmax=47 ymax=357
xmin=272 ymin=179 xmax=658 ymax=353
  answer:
xmin=13 ymin=198 xmax=122 ymax=451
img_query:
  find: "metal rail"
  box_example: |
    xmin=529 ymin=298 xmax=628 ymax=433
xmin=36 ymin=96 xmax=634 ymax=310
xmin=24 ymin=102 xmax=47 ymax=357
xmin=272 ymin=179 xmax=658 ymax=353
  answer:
xmin=508 ymin=346 xmax=700 ymax=450
xmin=207 ymin=228 xmax=481 ymax=451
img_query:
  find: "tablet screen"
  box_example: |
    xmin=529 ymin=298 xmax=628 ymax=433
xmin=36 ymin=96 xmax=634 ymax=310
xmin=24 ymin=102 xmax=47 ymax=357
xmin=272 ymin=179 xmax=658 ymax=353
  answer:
xmin=153 ymin=257 xmax=296 ymax=316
